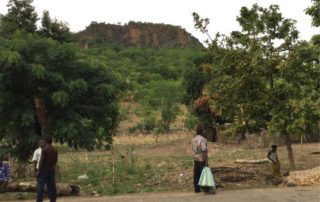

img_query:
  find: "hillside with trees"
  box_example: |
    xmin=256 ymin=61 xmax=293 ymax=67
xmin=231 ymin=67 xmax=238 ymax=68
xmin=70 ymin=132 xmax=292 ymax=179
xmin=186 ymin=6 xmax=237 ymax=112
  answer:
xmin=75 ymin=20 xmax=206 ymax=135
xmin=0 ymin=0 xmax=318 ymax=170
xmin=0 ymin=0 xmax=206 ymax=160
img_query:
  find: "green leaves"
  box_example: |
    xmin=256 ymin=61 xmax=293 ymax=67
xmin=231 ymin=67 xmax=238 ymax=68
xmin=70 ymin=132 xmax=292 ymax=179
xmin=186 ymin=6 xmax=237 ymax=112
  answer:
xmin=69 ymin=79 xmax=88 ymax=94
xmin=0 ymin=0 xmax=38 ymax=37
xmin=51 ymin=91 xmax=69 ymax=106
xmin=20 ymin=112 xmax=34 ymax=127
xmin=95 ymin=84 xmax=115 ymax=98
xmin=30 ymin=64 xmax=45 ymax=79
xmin=39 ymin=10 xmax=74 ymax=43
xmin=305 ymin=0 xmax=320 ymax=27
xmin=191 ymin=4 xmax=318 ymax=168
xmin=268 ymin=40 xmax=320 ymax=137
xmin=0 ymin=0 xmax=122 ymax=161
xmin=190 ymin=4 xmax=314 ymax=137
xmin=57 ymin=123 xmax=78 ymax=138
xmin=135 ymin=80 xmax=182 ymax=133
xmin=0 ymin=32 xmax=120 ymax=160
xmin=1 ymin=51 xmax=22 ymax=69
xmin=183 ymin=65 xmax=207 ymax=103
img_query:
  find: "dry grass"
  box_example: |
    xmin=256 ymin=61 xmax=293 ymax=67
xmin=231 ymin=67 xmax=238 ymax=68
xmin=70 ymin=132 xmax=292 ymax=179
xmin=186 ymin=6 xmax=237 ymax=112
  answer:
xmin=113 ymin=131 xmax=320 ymax=191
xmin=2 ymin=131 xmax=319 ymax=200
xmin=113 ymin=130 xmax=320 ymax=172
xmin=114 ymin=130 xmax=193 ymax=146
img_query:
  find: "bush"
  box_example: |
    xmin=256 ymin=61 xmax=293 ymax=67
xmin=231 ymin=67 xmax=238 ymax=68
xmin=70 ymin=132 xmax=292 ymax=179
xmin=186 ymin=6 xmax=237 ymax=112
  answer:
xmin=184 ymin=112 xmax=199 ymax=130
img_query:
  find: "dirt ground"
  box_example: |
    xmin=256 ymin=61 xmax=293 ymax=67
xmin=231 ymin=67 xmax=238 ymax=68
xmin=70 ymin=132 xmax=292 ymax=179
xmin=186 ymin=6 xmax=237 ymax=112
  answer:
xmin=137 ymin=140 xmax=320 ymax=191
xmin=19 ymin=186 xmax=320 ymax=202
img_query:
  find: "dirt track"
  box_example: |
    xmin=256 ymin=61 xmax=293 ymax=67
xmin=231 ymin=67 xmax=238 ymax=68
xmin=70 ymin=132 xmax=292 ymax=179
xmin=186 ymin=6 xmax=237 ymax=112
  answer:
xmin=21 ymin=186 xmax=320 ymax=202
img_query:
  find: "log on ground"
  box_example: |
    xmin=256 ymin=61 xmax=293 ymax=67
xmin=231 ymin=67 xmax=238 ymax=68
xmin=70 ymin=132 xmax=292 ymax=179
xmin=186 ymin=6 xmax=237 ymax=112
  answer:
xmin=6 ymin=182 xmax=80 ymax=196
xmin=234 ymin=158 xmax=269 ymax=164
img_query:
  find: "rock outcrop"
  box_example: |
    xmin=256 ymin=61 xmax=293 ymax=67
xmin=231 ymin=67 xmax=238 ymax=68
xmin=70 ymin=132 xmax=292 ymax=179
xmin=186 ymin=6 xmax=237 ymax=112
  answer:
xmin=76 ymin=21 xmax=203 ymax=48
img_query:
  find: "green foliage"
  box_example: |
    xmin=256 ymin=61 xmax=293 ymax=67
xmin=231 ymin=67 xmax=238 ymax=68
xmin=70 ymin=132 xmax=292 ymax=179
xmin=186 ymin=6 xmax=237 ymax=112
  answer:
xmin=60 ymin=149 xmax=183 ymax=195
xmin=184 ymin=112 xmax=199 ymax=130
xmin=200 ymin=4 xmax=300 ymax=134
xmin=83 ymin=46 xmax=203 ymax=86
xmin=83 ymin=46 xmax=204 ymax=133
xmin=192 ymin=12 xmax=213 ymax=43
xmin=0 ymin=0 xmax=38 ymax=37
xmin=268 ymin=41 xmax=320 ymax=138
xmin=0 ymin=1 xmax=121 ymax=159
xmin=51 ymin=91 xmax=69 ymax=107
xmin=182 ymin=65 xmax=207 ymax=104
xmin=129 ymin=110 xmax=157 ymax=133
xmin=38 ymin=10 xmax=74 ymax=43
xmin=0 ymin=31 xmax=120 ymax=160
xmin=137 ymin=80 xmax=182 ymax=133
xmin=190 ymin=4 xmax=319 ymax=168
xmin=305 ymin=0 xmax=320 ymax=27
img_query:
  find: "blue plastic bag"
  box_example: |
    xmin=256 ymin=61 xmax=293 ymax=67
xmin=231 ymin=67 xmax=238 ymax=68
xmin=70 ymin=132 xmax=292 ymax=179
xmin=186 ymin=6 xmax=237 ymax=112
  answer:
xmin=198 ymin=167 xmax=215 ymax=187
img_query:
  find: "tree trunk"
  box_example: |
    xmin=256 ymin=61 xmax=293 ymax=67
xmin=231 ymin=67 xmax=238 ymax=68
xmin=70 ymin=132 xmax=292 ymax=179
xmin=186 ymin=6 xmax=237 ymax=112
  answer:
xmin=237 ymin=130 xmax=246 ymax=144
xmin=34 ymin=97 xmax=47 ymax=137
xmin=284 ymin=134 xmax=295 ymax=169
xmin=203 ymin=124 xmax=217 ymax=142
xmin=111 ymin=130 xmax=116 ymax=193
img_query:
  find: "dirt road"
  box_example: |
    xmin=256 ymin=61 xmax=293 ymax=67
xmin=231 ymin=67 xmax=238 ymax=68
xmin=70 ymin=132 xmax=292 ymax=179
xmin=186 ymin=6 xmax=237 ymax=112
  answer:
xmin=21 ymin=186 xmax=320 ymax=202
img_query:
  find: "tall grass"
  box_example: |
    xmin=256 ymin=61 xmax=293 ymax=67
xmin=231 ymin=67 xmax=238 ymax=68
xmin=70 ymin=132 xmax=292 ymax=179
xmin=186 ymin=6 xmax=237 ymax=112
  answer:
xmin=114 ymin=130 xmax=193 ymax=146
xmin=58 ymin=143 xmax=193 ymax=195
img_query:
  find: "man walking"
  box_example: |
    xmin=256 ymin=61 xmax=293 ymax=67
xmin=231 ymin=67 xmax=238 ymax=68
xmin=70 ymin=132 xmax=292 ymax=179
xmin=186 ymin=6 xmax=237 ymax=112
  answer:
xmin=36 ymin=137 xmax=58 ymax=202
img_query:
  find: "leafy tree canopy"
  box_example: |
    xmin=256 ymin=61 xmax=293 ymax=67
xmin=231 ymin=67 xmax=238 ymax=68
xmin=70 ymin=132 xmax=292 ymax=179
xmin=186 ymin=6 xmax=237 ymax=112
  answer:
xmin=0 ymin=0 xmax=38 ymax=37
xmin=305 ymin=0 xmax=320 ymax=27
xmin=189 ymin=4 xmax=319 ymax=169
xmin=38 ymin=10 xmax=74 ymax=43
xmin=0 ymin=0 xmax=120 ymax=161
xmin=0 ymin=31 xmax=120 ymax=160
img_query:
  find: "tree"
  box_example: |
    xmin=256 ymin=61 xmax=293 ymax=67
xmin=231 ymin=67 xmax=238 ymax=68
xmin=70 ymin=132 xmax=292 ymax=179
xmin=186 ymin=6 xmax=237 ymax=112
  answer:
xmin=190 ymin=4 xmax=313 ymax=169
xmin=192 ymin=12 xmax=213 ymax=43
xmin=38 ymin=10 xmax=74 ymax=43
xmin=305 ymin=0 xmax=320 ymax=27
xmin=305 ymin=0 xmax=320 ymax=45
xmin=183 ymin=64 xmax=207 ymax=103
xmin=137 ymin=80 xmax=182 ymax=133
xmin=268 ymin=40 xmax=320 ymax=168
xmin=0 ymin=0 xmax=120 ymax=161
xmin=0 ymin=0 xmax=38 ymax=37
xmin=183 ymin=54 xmax=221 ymax=141
xmin=0 ymin=31 xmax=120 ymax=160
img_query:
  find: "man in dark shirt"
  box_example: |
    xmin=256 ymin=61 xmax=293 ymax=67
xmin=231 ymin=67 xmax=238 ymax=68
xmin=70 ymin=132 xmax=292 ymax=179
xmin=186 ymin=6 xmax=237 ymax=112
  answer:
xmin=36 ymin=136 xmax=58 ymax=202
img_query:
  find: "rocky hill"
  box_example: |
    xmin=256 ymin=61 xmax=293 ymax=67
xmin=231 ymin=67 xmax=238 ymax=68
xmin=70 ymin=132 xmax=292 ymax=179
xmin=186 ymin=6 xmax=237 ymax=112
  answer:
xmin=76 ymin=21 xmax=203 ymax=48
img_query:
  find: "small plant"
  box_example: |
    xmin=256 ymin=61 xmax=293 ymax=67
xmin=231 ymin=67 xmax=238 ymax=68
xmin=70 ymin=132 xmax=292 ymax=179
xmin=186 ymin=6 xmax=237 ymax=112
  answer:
xmin=184 ymin=112 xmax=199 ymax=130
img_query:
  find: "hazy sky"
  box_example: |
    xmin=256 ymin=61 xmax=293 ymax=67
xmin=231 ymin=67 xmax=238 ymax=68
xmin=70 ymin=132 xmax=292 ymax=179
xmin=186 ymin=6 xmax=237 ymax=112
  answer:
xmin=0 ymin=0 xmax=318 ymax=43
